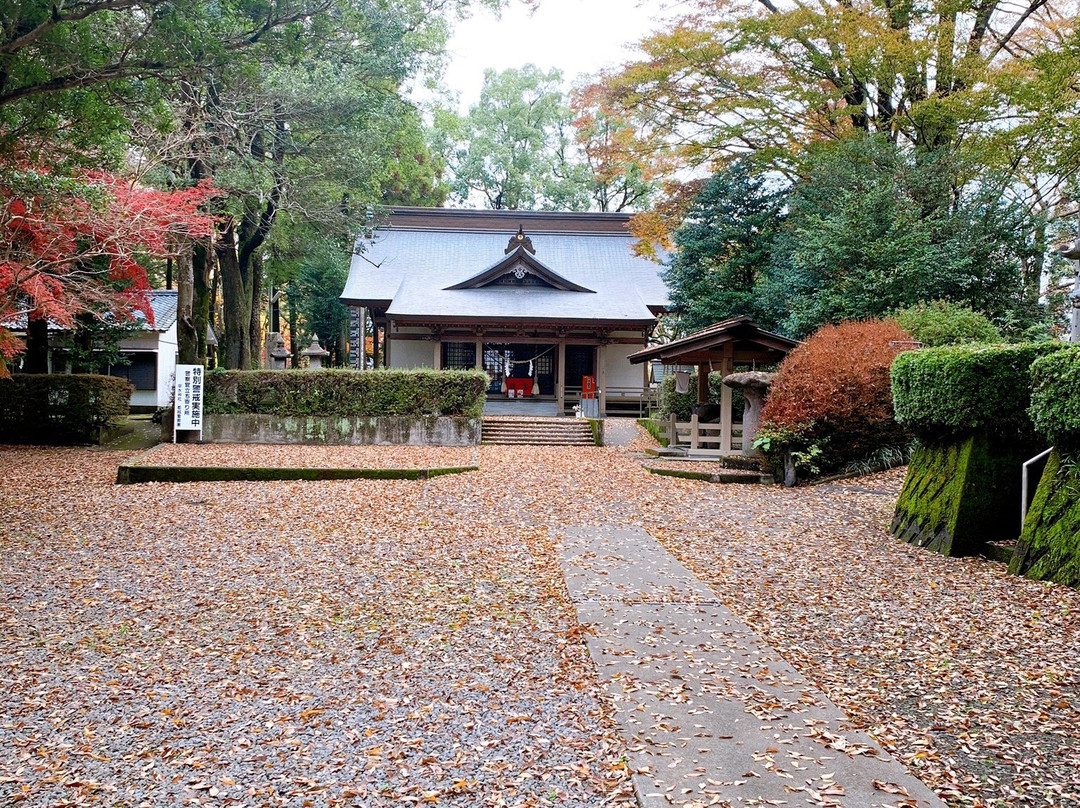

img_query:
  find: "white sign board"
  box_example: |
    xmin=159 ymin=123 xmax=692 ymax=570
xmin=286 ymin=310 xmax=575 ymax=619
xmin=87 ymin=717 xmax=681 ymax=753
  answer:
xmin=174 ymin=364 xmax=205 ymax=440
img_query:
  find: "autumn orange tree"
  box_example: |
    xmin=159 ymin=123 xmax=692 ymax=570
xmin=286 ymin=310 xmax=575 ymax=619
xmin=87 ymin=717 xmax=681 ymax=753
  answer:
xmin=592 ymin=0 xmax=1080 ymax=245
xmin=0 ymin=166 xmax=218 ymax=375
xmin=756 ymin=318 xmax=916 ymax=477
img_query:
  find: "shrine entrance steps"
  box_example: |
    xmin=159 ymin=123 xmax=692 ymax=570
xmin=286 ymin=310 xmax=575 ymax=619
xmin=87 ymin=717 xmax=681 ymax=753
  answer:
xmin=481 ymin=416 xmax=596 ymax=446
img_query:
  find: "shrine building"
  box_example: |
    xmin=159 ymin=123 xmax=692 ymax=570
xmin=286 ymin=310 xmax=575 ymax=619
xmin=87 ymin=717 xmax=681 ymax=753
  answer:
xmin=340 ymin=207 xmax=670 ymax=416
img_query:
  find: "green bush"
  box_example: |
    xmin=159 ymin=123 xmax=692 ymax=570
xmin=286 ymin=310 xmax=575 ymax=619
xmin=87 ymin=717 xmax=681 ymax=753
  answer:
xmin=891 ymin=300 xmax=1002 ymax=347
xmin=658 ymin=371 xmax=727 ymax=420
xmin=891 ymin=342 xmax=1066 ymax=440
xmin=0 ymin=374 xmax=133 ymax=444
xmin=204 ymin=369 xmax=489 ymax=419
xmin=1029 ymin=347 xmax=1080 ymax=449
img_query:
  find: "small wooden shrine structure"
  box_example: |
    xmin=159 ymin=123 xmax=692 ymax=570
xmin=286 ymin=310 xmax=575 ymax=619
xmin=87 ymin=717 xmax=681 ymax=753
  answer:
xmin=628 ymin=316 xmax=798 ymax=453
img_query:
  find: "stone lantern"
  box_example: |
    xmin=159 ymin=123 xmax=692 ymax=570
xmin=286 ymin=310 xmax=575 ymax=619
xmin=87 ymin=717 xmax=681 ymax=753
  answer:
xmin=266 ymin=332 xmax=291 ymax=370
xmin=301 ymin=334 xmax=331 ymax=370
xmin=722 ymin=371 xmax=775 ymax=456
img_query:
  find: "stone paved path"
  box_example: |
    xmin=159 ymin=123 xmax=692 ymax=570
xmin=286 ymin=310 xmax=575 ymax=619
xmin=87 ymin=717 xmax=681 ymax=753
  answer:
xmin=558 ymin=525 xmax=947 ymax=808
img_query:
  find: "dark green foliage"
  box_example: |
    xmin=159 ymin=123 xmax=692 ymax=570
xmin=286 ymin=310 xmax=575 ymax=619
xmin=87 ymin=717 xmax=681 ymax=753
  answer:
xmin=204 ymin=369 xmax=489 ymax=419
xmin=658 ymin=372 xmax=726 ymax=420
xmin=665 ymin=160 xmax=786 ymax=333
xmin=759 ymin=136 xmax=1044 ymax=338
xmin=892 ymin=435 xmax=1030 ymax=556
xmin=891 ymin=300 xmax=1003 ymax=347
xmin=1029 ymin=347 xmax=1080 ymax=449
xmin=891 ymin=342 xmax=1066 ymax=440
xmin=117 ymin=464 xmax=477 ymax=484
xmin=0 ymin=374 xmax=132 ymax=444
xmin=1010 ymin=449 xmax=1080 ymax=587
xmin=290 ymin=240 xmax=350 ymax=366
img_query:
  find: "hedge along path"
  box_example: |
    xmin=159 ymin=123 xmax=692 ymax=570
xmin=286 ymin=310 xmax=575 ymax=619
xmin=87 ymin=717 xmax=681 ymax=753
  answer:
xmin=116 ymin=443 xmax=481 ymax=483
xmin=889 ymin=342 xmax=1068 ymax=557
xmin=1012 ymin=347 xmax=1080 ymax=586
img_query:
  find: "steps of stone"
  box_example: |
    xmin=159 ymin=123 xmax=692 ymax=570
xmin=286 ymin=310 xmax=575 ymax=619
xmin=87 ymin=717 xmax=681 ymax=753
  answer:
xmin=482 ymin=417 xmax=595 ymax=446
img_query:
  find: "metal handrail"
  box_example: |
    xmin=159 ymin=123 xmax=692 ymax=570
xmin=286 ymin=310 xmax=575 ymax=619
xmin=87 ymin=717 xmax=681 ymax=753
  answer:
xmin=1022 ymin=447 xmax=1054 ymax=527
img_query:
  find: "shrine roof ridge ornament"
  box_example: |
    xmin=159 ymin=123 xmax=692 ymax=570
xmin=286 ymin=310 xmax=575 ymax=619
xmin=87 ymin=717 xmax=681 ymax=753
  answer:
xmin=444 ymin=229 xmax=595 ymax=293
xmin=506 ymin=225 xmax=536 ymax=255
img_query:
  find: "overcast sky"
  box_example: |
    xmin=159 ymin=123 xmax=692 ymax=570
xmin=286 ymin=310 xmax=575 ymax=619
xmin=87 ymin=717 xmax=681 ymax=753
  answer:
xmin=432 ymin=0 xmax=686 ymax=112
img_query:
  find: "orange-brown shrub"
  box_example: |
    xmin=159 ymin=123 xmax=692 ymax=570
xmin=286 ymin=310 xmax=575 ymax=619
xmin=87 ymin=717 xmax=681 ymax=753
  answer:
xmin=758 ymin=319 xmax=915 ymax=476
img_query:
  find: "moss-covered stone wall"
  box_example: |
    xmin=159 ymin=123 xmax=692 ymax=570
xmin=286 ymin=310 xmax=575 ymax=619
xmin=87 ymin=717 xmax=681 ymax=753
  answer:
xmin=1010 ymin=449 xmax=1080 ymax=587
xmin=892 ymin=433 xmax=1028 ymax=555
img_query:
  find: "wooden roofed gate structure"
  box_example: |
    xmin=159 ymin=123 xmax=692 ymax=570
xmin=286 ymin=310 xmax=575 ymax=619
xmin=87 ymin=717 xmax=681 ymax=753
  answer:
xmin=628 ymin=317 xmax=798 ymax=456
xmin=340 ymin=207 xmax=671 ymax=417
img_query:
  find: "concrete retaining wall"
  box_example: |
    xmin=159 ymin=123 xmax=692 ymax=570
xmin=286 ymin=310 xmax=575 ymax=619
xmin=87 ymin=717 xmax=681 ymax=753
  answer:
xmin=203 ymin=413 xmax=481 ymax=446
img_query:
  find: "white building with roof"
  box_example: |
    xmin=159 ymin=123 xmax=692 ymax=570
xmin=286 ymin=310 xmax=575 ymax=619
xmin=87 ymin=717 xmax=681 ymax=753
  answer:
xmin=103 ymin=289 xmax=181 ymax=411
xmin=340 ymin=207 xmax=670 ymax=416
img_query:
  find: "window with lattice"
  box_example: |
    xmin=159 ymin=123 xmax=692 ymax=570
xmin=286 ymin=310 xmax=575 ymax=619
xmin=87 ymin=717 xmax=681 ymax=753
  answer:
xmin=441 ymin=342 xmax=476 ymax=370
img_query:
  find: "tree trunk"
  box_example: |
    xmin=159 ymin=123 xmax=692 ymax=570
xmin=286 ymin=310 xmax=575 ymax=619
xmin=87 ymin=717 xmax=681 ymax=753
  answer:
xmin=335 ymin=323 xmax=347 ymax=368
xmin=193 ymin=236 xmax=213 ymax=363
xmin=372 ymin=316 xmax=380 ymax=368
xmin=1023 ymin=218 xmax=1047 ymax=308
xmin=218 ymin=219 xmax=252 ymax=370
xmin=176 ymin=241 xmax=198 ymax=365
xmin=24 ymin=316 xmax=49 ymax=373
xmin=249 ymin=251 xmax=264 ymax=368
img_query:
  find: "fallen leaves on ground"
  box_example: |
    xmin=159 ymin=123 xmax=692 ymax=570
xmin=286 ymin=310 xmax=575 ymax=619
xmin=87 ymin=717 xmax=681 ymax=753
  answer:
xmin=139 ymin=443 xmax=480 ymax=470
xmin=1 ymin=427 xmax=1078 ymax=808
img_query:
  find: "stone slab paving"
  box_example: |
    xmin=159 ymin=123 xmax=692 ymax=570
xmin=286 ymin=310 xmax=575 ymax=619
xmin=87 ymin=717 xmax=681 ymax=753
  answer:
xmin=558 ymin=525 xmax=947 ymax=808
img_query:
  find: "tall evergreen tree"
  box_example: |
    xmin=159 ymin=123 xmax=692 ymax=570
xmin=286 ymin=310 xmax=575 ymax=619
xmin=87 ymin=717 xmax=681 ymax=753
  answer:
xmin=664 ymin=160 xmax=786 ymax=333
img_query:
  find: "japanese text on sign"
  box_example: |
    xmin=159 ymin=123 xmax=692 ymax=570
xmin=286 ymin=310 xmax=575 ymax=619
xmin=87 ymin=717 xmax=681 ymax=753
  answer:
xmin=174 ymin=364 xmax=204 ymax=433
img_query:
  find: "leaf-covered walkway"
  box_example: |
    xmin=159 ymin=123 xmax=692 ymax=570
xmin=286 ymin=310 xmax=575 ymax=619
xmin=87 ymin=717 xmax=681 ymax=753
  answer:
xmin=0 ymin=434 xmax=1077 ymax=807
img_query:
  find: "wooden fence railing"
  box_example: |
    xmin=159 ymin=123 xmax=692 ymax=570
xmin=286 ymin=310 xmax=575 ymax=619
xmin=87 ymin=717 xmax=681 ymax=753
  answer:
xmin=659 ymin=414 xmax=744 ymax=456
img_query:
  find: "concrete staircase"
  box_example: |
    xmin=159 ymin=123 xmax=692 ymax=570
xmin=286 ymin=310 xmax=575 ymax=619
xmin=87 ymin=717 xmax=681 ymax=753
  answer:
xmin=482 ymin=417 xmax=596 ymax=446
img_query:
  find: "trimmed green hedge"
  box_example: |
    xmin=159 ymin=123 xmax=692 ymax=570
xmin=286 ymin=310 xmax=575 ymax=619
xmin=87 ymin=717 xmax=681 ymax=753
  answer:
xmin=0 ymin=374 xmax=133 ymax=444
xmin=1029 ymin=347 xmax=1080 ymax=449
xmin=891 ymin=343 xmax=1065 ymax=439
xmin=204 ymin=369 xmax=489 ymax=419
xmin=117 ymin=463 xmax=478 ymax=484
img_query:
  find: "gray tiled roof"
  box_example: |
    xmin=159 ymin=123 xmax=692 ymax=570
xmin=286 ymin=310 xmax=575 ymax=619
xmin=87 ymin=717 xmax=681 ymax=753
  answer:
xmin=3 ymin=289 xmax=179 ymax=332
xmin=143 ymin=290 xmax=179 ymax=331
xmin=342 ymin=222 xmax=669 ymax=324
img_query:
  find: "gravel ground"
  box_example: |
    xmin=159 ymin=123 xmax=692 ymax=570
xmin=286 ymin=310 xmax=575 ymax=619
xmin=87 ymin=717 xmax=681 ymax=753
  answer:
xmin=1 ymin=432 xmax=1078 ymax=808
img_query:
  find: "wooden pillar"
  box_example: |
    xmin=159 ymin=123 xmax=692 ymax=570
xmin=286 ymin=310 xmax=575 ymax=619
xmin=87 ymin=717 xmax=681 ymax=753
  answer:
xmin=690 ymin=413 xmax=700 ymax=451
xmin=719 ymin=345 xmax=735 ymax=453
xmin=360 ymin=306 xmax=369 ymax=371
xmin=373 ymin=317 xmax=382 ymax=368
xmin=597 ymin=344 xmax=607 ymax=417
xmin=556 ymin=340 xmax=566 ymax=415
xmin=433 ymin=339 xmax=441 ymax=369
xmin=475 ymin=339 xmax=483 ymax=371
xmin=696 ymin=363 xmax=709 ymax=404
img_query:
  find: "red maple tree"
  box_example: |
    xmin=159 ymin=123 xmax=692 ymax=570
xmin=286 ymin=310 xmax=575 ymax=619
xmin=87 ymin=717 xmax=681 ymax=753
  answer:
xmin=1 ymin=166 xmax=219 ymax=374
